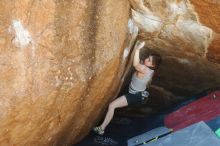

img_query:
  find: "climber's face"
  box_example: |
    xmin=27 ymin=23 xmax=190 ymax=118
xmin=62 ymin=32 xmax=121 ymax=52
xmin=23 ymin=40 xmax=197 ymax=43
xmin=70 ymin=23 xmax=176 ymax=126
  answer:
xmin=144 ymin=56 xmax=155 ymax=69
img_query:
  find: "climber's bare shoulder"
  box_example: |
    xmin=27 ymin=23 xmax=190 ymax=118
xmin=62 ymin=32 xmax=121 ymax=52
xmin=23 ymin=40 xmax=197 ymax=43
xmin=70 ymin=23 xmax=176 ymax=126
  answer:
xmin=134 ymin=63 xmax=147 ymax=75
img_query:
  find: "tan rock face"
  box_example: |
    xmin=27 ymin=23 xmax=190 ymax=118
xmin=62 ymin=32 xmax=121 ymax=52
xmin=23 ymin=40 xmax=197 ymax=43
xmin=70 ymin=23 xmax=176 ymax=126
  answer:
xmin=130 ymin=0 xmax=220 ymax=97
xmin=0 ymin=0 xmax=130 ymax=145
xmin=189 ymin=0 xmax=220 ymax=63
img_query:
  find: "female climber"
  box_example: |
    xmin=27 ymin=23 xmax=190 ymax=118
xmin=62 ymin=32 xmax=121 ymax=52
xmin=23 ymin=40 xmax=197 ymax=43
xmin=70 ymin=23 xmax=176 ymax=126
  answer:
xmin=93 ymin=41 xmax=162 ymax=135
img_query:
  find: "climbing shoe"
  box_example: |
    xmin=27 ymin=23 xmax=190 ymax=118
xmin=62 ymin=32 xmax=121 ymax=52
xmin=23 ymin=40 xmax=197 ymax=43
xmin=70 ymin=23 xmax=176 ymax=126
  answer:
xmin=93 ymin=126 xmax=104 ymax=135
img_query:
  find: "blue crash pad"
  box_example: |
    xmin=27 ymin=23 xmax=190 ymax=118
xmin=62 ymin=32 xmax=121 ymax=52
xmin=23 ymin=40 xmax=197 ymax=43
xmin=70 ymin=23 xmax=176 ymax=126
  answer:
xmin=127 ymin=127 xmax=172 ymax=146
xmin=142 ymin=121 xmax=220 ymax=146
xmin=206 ymin=116 xmax=220 ymax=131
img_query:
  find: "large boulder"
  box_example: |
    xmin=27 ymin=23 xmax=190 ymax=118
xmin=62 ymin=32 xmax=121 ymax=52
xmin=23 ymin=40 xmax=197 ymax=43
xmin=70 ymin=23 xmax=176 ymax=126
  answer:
xmin=190 ymin=0 xmax=220 ymax=62
xmin=130 ymin=0 xmax=220 ymax=98
xmin=117 ymin=0 xmax=220 ymax=117
xmin=0 ymin=0 xmax=130 ymax=145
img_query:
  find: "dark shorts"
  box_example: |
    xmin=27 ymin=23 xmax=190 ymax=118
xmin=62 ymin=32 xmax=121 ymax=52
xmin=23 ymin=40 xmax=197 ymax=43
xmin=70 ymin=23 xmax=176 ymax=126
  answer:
xmin=125 ymin=92 xmax=149 ymax=107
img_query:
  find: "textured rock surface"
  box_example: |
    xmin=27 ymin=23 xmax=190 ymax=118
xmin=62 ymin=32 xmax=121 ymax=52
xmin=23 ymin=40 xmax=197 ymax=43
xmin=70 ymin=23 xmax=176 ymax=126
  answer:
xmin=189 ymin=0 xmax=220 ymax=62
xmin=1 ymin=0 xmax=220 ymax=146
xmin=130 ymin=0 xmax=220 ymax=98
xmin=0 ymin=0 xmax=130 ymax=145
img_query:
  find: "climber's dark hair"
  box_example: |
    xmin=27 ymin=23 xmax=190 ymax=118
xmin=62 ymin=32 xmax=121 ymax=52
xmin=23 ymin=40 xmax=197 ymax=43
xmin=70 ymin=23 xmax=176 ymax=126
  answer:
xmin=148 ymin=53 xmax=162 ymax=70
